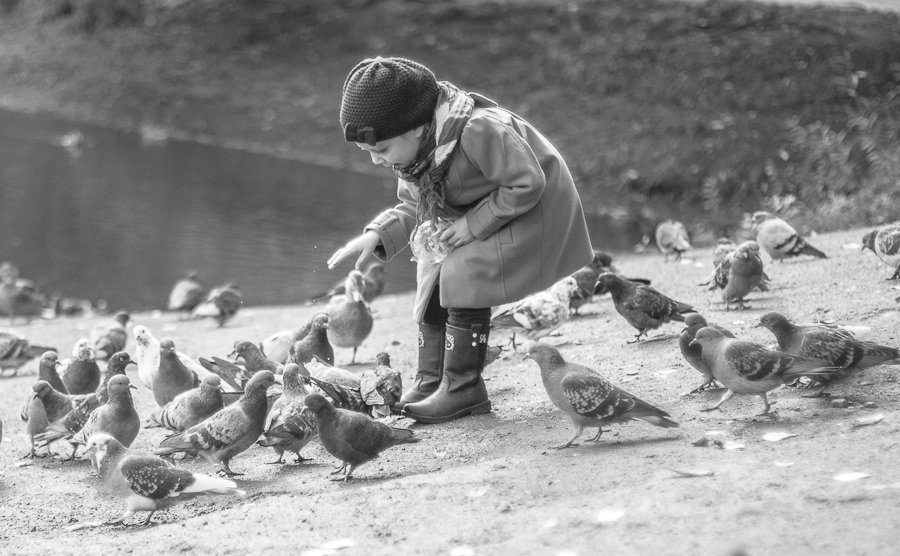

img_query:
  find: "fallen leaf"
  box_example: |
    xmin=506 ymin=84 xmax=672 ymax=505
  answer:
xmin=762 ymin=431 xmax=797 ymax=442
xmin=834 ymin=472 xmax=870 ymax=482
xmin=658 ymin=368 xmax=679 ymax=376
xmin=842 ymin=242 xmax=862 ymax=250
xmin=14 ymin=460 xmax=32 ymax=468
xmin=723 ymin=441 xmax=744 ymax=450
xmin=852 ymin=413 xmax=884 ymax=429
xmin=666 ymin=467 xmax=714 ymax=478
xmin=773 ymin=461 xmax=795 ymax=467
xmin=320 ymin=539 xmax=355 ymax=551
xmin=64 ymin=521 xmax=105 ymax=532
xmin=467 ymin=487 xmax=490 ymax=498
xmin=596 ymin=508 xmax=625 ymax=524
xmin=449 ymin=547 xmax=475 ymax=556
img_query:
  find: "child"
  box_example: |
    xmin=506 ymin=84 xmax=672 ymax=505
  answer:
xmin=327 ymin=56 xmax=594 ymax=424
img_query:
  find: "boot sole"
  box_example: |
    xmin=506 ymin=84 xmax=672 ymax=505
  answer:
xmin=402 ymin=400 xmax=492 ymax=424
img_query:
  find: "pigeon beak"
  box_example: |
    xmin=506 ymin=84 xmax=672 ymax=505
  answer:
xmin=752 ymin=322 xmax=762 ymax=328
xmin=688 ymin=339 xmax=699 ymax=348
xmin=228 ymin=351 xmax=238 ymax=359
xmin=129 ymin=384 xmax=138 ymax=390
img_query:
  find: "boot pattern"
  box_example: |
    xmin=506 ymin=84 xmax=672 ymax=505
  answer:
xmin=445 ymin=332 xmax=455 ymax=352
xmin=418 ymin=329 xmax=425 ymax=348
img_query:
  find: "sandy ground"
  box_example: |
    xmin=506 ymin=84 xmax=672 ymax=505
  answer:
xmin=1 ymin=225 xmax=899 ymax=555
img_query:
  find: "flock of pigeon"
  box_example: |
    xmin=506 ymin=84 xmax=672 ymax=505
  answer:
xmin=1 ymin=262 xmax=401 ymax=526
xmin=2 ymin=213 xmax=899 ymax=528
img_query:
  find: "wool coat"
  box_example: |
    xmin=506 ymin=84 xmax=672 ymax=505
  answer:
xmin=365 ymin=95 xmax=594 ymax=321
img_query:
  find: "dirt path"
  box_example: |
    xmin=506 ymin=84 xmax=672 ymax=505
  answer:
xmin=2 ymin=225 xmax=899 ymax=555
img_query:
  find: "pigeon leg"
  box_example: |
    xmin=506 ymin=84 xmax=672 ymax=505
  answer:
xmin=264 ymin=453 xmax=285 ymax=465
xmin=689 ymin=378 xmax=720 ymax=394
xmin=292 ymin=452 xmax=311 ymax=464
xmin=140 ymin=511 xmax=156 ymax=526
xmin=586 ymin=427 xmax=611 ymax=442
xmin=756 ymin=394 xmax=776 ymax=415
xmin=701 ymin=389 xmax=735 ymax=412
xmin=343 ymin=464 xmax=357 ymax=482
xmin=218 ymin=461 xmax=244 ymax=477
xmin=889 ymin=265 xmax=900 ymax=281
xmin=350 ymin=347 xmax=358 ymax=365
xmin=329 ymin=463 xmax=347 ymax=476
xmin=554 ymin=425 xmax=584 ymax=449
xmin=626 ymin=330 xmax=647 ymax=344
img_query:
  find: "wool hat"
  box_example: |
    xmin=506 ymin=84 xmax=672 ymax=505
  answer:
xmin=340 ymin=57 xmax=439 ymax=145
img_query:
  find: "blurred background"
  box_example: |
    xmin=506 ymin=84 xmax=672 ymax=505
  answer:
xmin=0 ymin=0 xmax=898 ymax=310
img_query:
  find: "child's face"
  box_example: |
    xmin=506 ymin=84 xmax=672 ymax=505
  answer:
xmin=355 ymin=127 xmax=425 ymax=170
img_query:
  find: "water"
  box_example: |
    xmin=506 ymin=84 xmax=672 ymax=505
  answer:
xmin=0 ymin=108 xmax=416 ymax=311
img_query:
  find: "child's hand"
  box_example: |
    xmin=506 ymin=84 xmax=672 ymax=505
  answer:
xmin=440 ymin=217 xmax=475 ymax=248
xmin=328 ymin=231 xmax=380 ymax=270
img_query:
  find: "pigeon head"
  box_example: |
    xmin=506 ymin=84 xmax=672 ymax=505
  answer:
xmin=113 ymin=311 xmax=131 ymax=327
xmin=231 ymin=340 xmax=257 ymax=358
xmin=345 ymin=270 xmax=366 ymax=303
xmin=245 ymin=370 xmax=276 ymax=394
xmin=39 ymin=350 xmax=60 ymax=366
xmin=106 ymin=351 xmax=134 ymax=373
xmin=160 ymin=338 xmax=177 ymax=351
xmin=756 ymin=312 xmax=792 ymax=335
xmin=683 ymin=313 xmax=709 ymax=334
xmin=524 ymin=343 xmax=565 ymax=371
xmin=200 ymin=375 xmax=222 ymax=390
xmin=689 ymin=326 xmax=726 ymax=348
xmin=133 ymin=325 xmax=152 ymax=347
xmin=281 ymin=363 xmax=306 ymax=394
xmin=72 ymin=338 xmax=93 ymax=360
xmin=738 ymin=240 xmax=761 ymax=253
xmin=106 ymin=374 xmax=136 ymax=402
xmin=304 ymin=393 xmax=332 ymax=414
xmin=375 ymin=352 xmax=391 ymax=366
xmin=861 ymin=230 xmax=877 ymax=253
xmin=84 ymin=432 xmax=127 ymax=477
xmin=32 ymin=380 xmax=53 ymax=396
xmin=593 ymin=272 xmax=626 ymax=296
xmin=750 ymin=211 xmax=774 ymax=229
xmin=310 ymin=313 xmax=329 ymax=330
xmin=590 ymin=250 xmax=614 ymax=272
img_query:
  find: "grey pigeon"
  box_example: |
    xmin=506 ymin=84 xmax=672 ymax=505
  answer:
xmin=257 ymin=363 xmax=317 ymax=464
xmin=757 ymin=312 xmax=900 ymax=396
xmin=326 ymin=270 xmax=373 ymax=364
xmin=90 ymin=311 xmax=130 ymax=360
xmin=69 ymin=374 xmax=141 ymax=452
xmin=22 ymin=383 xmax=51 ymax=458
xmin=525 ymin=343 xmax=679 ymax=449
xmin=655 ymin=220 xmax=692 ymax=262
xmin=305 ymin=393 xmax=420 ymax=481
xmin=861 ymin=223 xmax=900 ymax=280
xmin=84 ymin=433 xmax=244 ymax=527
xmin=155 ymin=370 xmax=276 ymax=476
xmin=569 ymin=251 xmax=652 ymax=314
xmin=291 ymin=313 xmax=334 ymax=366
xmin=191 ymin=282 xmax=242 ymax=327
xmin=322 ymin=262 xmax=387 ymax=303
xmin=199 ymin=355 xmax=250 ymax=391
xmin=0 ymin=330 xmax=55 ymax=377
xmin=37 ymin=350 xmax=69 ymax=394
xmin=751 ymin=211 xmax=827 ymax=261
xmin=146 ymin=375 xmax=225 ymax=434
xmin=679 ymin=314 xmax=735 ymax=393
xmin=231 ymin=340 xmax=283 ymax=375
xmin=594 ymin=272 xmax=695 ymax=343
xmin=0 ymin=261 xmax=47 ymax=324
xmin=689 ymin=327 xmax=837 ymax=415
xmin=151 ymin=343 xmax=200 ymax=407
xmin=712 ymin=241 xmax=767 ymax=310
xmin=490 ymin=276 xmax=581 ymax=350
xmin=167 ymin=271 xmax=206 ymax=314
xmin=61 ymin=338 xmax=101 ymax=395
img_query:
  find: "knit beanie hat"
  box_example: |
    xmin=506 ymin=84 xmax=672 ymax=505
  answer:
xmin=340 ymin=57 xmax=440 ymax=145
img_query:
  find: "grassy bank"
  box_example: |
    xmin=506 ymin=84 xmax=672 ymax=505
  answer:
xmin=0 ymin=0 xmax=898 ymax=238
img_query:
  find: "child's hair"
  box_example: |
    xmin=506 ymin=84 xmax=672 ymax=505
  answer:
xmin=340 ymin=57 xmax=439 ymax=145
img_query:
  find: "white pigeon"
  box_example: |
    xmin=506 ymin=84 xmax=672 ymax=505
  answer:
xmin=490 ymin=276 xmax=581 ymax=350
xmin=750 ymin=211 xmax=827 ymax=261
xmin=654 ymin=220 xmax=692 ymax=262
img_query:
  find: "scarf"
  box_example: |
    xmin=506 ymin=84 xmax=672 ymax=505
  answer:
xmin=394 ymin=81 xmax=475 ymax=224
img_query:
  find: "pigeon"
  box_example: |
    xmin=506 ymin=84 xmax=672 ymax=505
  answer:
xmin=22 ymin=384 xmax=51 ymax=458
xmin=90 ymin=311 xmax=131 ymax=360
xmin=689 ymin=326 xmax=838 ymax=415
xmin=751 ymin=211 xmax=827 ymax=261
xmin=146 ymin=375 xmax=225 ymax=434
xmin=290 ymin=313 xmax=334 ymax=366
xmin=0 ymin=330 xmax=55 ymax=377
xmin=84 ymin=433 xmax=245 ymax=527
xmin=757 ymin=311 xmax=900 ymax=396
xmin=490 ymin=276 xmax=581 ymax=350
xmin=231 ymin=340 xmax=284 ymax=375
xmin=304 ymin=392 xmax=420 ymax=481
xmin=861 ymin=223 xmax=900 ymax=280
xmin=257 ymin=363 xmax=317 ymax=464
xmin=0 ymin=261 xmax=47 ymax=323
xmin=325 ymin=270 xmax=374 ymax=364
xmin=70 ymin=374 xmax=141 ymax=450
xmin=525 ymin=343 xmax=679 ymax=449
xmin=358 ymin=352 xmax=403 ymax=418
xmin=155 ymin=370 xmax=276 ymax=476
xmin=679 ymin=314 xmax=735 ymax=393
xmin=151 ymin=345 xmax=201 ymax=407
xmin=36 ymin=350 xmax=69 ymax=394
xmin=61 ymin=338 xmax=101 ymax=395
xmin=321 ymin=262 xmax=387 ymax=304
xmin=568 ymin=251 xmax=622 ymax=314
xmin=303 ymin=352 xmax=402 ymax=418
xmin=712 ymin=241 xmax=767 ymax=310
xmin=304 ymin=356 xmax=363 ymax=388
xmin=199 ymin=355 xmax=250 ymax=391
xmin=34 ymin=352 xmax=134 ymax=458
xmin=259 ymin=320 xmax=314 ymax=365
xmin=655 ymin=220 xmax=692 ymax=262
xmin=594 ymin=272 xmax=695 ymax=343
xmin=191 ymin=282 xmax=242 ymax=327
xmin=50 ymin=293 xmax=97 ymax=318
xmin=167 ymin=271 xmax=207 ymax=314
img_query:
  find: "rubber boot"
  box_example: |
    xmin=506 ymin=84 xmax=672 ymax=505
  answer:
xmin=402 ymin=324 xmax=492 ymax=423
xmin=395 ymin=323 xmax=444 ymax=412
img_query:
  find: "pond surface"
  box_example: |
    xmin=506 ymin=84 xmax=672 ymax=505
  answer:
xmin=0 ymin=108 xmax=415 ymax=311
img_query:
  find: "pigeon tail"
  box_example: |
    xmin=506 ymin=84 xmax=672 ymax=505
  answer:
xmin=387 ymin=427 xmax=420 ymax=446
xmin=198 ymin=357 xmax=245 ymax=391
xmin=801 ymin=242 xmax=828 ymax=259
xmin=633 ymin=414 xmax=680 ymax=429
xmin=183 ymin=473 xmax=244 ymax=496
xmin=155 ymin=434 xmax=196 ymax=455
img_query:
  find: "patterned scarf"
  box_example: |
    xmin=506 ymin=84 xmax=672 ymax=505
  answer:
xmin=394 ymin=81 xmax=474 ymax=223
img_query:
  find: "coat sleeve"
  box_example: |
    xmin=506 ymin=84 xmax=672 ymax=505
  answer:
xmin=363 ymin=180 xmax=418 ymax=261
xmin=458 ymin=114 xmax=547 ymax=240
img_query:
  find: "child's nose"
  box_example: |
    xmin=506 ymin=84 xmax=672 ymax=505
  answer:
xmin=368 ymin=152 xmax=383 ymax=166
